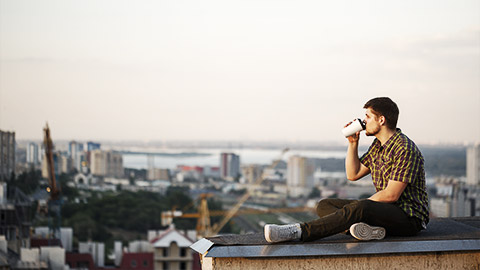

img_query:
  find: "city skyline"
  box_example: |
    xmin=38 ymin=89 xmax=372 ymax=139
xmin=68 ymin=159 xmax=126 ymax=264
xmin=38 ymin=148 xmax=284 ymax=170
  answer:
xmin=1 ymin=0 xmax=479 ymax=145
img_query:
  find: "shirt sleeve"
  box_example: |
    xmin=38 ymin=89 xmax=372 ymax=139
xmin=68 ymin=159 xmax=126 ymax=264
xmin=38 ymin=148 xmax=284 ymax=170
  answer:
xmin=359 ymin=144 xmax=374 ymax=169
xmin=390 ymin=147 xmax=418 ymax=184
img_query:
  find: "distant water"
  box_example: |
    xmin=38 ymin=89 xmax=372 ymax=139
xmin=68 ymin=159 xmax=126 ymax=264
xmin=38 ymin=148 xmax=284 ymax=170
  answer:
xmin=123 ymin=148 xmax=346 ymax=169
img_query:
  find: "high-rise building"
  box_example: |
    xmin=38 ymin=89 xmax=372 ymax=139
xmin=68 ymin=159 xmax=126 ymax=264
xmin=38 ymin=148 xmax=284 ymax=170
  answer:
xmin=27 ymin=142 xmax=40 ymax=165
xmin=84 ymin=141 xmax=101 ymax=166
xmin=0 ymin=130 xmax=15 ymax=181
xmin=241 ymin=164 xmax=263 ymax=184
xmin=287 ymin=155 xmax=316 ymax=198
xmin=59 ymin=155 xmax=73 ymax=174
xmin=41 ymin=151 xmax=63 ymax=178
xmin=68 ymin=141 xmax=76 ymax=157
xmin=148 ymin=168 xmax=171 ymax=181
xmin=86 ymin=141 xmax=101 ymax=152
xmin=69 ymin=141 xmax=85 ymax=171
xmin=467 ymin=144 xmax=480 ymax=186
xmin=90 ymin=150 xmax=123 ymax=178
xmin=220 ymin=153 xmax=240 ymax=181
xmin=41 ymin=151 xmax=73 ymax=177
xmin=430 ymin=178 xmax=478 ymax=217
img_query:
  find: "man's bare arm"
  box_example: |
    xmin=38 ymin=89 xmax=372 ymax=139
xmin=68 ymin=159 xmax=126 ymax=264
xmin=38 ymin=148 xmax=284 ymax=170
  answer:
xmin=369 ymin=180 xmax=407 ymax=203
xmin=345 ymin=131 xmax=370 ymax=181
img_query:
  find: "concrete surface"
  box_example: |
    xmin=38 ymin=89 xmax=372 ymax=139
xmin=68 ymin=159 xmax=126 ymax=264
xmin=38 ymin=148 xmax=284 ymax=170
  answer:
xmin=203 ymin=251 xmax=480 ymax=270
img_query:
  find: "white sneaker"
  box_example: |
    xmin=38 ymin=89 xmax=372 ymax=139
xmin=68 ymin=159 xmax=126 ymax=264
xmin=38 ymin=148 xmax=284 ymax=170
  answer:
xmin=349 ymin=222 xmax=386 ymax=241
xmin=264 ymin=223 xmax=302 ymax=243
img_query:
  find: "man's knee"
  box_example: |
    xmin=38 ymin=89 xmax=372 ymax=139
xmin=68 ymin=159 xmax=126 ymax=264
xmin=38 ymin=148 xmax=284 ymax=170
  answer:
xmin=354 ymin=199 xmax=374 ymax=210
xmin=315 ymin=198 xmax=337 ymax=210
xmin=345 ymin=199 xmax=375 ymax=217
xmin=351 ymin=199 xmax=388 ymax=221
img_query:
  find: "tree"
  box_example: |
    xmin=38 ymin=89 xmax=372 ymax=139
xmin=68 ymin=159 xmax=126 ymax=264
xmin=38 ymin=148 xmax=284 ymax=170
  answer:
xmin=9 ymin=167 xmax=41 ymax=195
xmin=308 ymin=187 xmax=321 ymax=199
xmin=58 ymin=173 xmax=79 ymax=199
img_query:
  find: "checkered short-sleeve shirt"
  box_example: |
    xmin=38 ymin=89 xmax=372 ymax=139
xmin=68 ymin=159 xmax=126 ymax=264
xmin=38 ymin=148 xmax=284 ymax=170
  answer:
xmin=360 ymin=129 xmax=429 ymax=227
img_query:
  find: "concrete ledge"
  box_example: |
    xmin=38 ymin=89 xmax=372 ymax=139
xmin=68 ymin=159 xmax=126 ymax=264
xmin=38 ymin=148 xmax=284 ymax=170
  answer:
xmin=205 ymin=239 xmax=480 ymax=258
xmin=203 ymin=251 xmax=480 ymax=270
xmin=192 ymin=217 xmax=480 ymax=269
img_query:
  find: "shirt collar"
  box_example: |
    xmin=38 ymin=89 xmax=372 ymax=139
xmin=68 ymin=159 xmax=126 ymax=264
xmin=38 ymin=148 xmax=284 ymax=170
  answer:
xmin=382 ymin=128 xmax=402 ymax=149
xmin=374 ymin=128 xmax=402 ymax=150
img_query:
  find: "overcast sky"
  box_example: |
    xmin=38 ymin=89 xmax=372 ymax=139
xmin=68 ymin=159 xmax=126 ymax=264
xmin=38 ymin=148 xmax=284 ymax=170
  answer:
xmin=0 ymin=0 xmax=479 ymax=145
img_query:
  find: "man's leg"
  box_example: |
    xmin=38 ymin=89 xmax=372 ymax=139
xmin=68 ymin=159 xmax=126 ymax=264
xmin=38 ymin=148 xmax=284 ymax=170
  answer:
xmin=360 ymin=200 xmax=422 ymax=237
xmin=263 ymin=198 xmax=354 ymax=243
xmin=315 ymin=198 xmax=358 ymax=217
xmin=301 ymin=199 xmax=420 ymax=241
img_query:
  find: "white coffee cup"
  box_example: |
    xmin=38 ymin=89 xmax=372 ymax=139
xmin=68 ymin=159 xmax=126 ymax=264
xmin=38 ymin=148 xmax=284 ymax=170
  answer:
xmin=342 ymin=118 xmax=366 ymax=137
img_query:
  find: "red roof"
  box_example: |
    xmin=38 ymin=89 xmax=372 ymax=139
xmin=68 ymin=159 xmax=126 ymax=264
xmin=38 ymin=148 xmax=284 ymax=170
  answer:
xmin=119 ymin=253 xmax=154 ymax=270
xmin=66 ymin=253 xmax=96 ymax=270
xmin=177 ymin=165 xmax=204 ymax=173
xmin=31 ymin=238 xmax=63 ymax=248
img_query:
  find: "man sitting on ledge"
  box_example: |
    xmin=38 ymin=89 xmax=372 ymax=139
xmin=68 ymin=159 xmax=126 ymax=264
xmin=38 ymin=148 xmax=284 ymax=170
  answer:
xmin=264 ymin=97 xmax=429 ymax=242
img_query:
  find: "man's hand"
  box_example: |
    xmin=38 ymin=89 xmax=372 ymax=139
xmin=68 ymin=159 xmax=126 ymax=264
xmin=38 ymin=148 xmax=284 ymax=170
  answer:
xmin=344 ymin=121 xmax=360 ymax=144
xmin=345 ymin=120 xmax=369 ymax=181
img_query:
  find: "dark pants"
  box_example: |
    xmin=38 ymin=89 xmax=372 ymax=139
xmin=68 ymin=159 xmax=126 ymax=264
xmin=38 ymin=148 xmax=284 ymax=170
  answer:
xmin=300 ymin=198 xmax=422 ymax=242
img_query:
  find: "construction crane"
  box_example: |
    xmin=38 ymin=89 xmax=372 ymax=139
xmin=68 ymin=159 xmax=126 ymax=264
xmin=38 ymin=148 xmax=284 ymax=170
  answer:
xmin=43 ymin=123 xmax=61 ymax=200
xmin=209 ymin=148 xmax=289 ymax=236
xmin=161 ymin=148 xmax=315 ymax=238
xmin=161 ymin=194 xmax=313 ymax=238
xmin=42 ymin=123 xmax=62 ymax=238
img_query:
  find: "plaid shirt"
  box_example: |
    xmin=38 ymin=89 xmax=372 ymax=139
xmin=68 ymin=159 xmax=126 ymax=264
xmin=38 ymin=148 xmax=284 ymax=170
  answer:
xmin=360 ymin=129 xmax=429 ymax=227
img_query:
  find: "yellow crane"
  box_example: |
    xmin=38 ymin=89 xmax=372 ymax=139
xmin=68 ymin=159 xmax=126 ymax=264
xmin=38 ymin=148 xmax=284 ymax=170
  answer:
xmin=162 ymin=148 xmax=314 ymax=238
xmin=162 ymin=193 xmax=313 ymax=238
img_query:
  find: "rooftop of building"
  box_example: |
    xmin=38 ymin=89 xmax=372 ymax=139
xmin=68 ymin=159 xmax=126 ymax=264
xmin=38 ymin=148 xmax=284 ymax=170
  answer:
xmin=191 ymin=217 xmax=480 ymax=258
xmin=150 ymin=227 xmax=195 ymax=248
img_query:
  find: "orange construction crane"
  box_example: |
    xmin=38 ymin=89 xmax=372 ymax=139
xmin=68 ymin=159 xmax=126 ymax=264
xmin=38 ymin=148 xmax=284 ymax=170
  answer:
xmin=42 ymin=123 xmax=62 ymax=239
xmin=43 ymin=123 xmax=61 ymax=200
xmin=161 ymin=148 xmax=316 ymax=238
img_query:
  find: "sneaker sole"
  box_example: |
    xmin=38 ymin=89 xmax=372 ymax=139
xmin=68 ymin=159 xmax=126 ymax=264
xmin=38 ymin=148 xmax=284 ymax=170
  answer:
xmin=350 ymin=222 xmax=386 ymax=241
xmin=264 ymin=224 xmax=273 ymax=242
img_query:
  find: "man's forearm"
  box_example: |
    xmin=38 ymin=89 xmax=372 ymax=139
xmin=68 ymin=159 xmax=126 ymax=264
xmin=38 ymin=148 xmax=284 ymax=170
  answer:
xmin=369 ymin=190 xmax=397 ymax=203
xmin=369 ymin=180 xmax=407 ymax=203
xmin=346 ymin=142 xmax=361 ymax=180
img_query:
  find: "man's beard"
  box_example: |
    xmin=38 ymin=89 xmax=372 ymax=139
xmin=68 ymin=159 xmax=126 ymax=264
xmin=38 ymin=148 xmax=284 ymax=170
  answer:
xmin=366 ymin=126 xmax=380 ymax=136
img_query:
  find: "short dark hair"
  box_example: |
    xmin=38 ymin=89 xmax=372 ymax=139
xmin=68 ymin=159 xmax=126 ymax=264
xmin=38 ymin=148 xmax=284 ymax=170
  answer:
xmin=363 ymin=97 xmax=399 ymax=130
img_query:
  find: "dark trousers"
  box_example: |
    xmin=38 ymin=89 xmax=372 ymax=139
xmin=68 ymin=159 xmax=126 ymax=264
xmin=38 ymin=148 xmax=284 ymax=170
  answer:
xmin=300 ymin=198 xmax=422 ymax=241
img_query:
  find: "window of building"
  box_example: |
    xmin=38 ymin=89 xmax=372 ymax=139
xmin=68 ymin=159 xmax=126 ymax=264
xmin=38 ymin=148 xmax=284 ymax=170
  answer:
xmin=180 ymin=248 xmax=187 ymax=257
xmin=180 ymin=262 xmax=187 ymax=269
xmin=163 ymin=262 xmax=169 ymax=270
xmin=143 ymin=260 xmax=148 ymax=267
xmin=163 ymin=248 xmax=168 ymax=257
xmin=131 ymin=259 xmax=137 ymax=268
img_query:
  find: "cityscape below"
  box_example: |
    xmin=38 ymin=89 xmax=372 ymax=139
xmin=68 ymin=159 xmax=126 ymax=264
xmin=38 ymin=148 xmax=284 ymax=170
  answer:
xmin=0 ymin=129 xmax=479 ymax=270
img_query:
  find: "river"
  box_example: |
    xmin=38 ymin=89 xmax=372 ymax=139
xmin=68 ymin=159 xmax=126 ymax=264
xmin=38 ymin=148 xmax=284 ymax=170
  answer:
xmin=123 ymin=148 xmax=346 ymax=169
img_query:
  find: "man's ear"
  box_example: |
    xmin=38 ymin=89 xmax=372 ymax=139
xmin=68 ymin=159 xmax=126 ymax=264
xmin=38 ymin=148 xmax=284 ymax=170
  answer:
xmin=379 ymin=116 xmax=386 ymax=126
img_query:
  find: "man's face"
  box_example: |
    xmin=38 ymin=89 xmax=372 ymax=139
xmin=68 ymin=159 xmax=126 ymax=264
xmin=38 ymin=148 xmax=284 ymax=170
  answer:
xmin=364 ymin=108 xmax=382 ymax=136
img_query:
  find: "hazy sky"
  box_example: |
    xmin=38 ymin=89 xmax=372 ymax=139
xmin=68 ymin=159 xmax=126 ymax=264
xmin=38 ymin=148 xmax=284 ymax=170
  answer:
xmin=1 ymin=0 xmax=479 ymax=145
